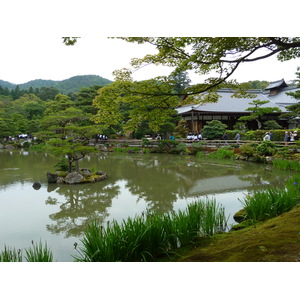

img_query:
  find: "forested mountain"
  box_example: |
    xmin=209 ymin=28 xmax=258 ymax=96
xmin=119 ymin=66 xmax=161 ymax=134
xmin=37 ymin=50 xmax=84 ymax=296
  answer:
xmin=0 ymin=75 xmax=113 ymax=94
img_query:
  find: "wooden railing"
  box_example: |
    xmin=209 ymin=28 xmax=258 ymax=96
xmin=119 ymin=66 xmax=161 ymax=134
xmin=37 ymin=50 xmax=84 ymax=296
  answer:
xmin=89 ymin=139 xmax=293 ymax=148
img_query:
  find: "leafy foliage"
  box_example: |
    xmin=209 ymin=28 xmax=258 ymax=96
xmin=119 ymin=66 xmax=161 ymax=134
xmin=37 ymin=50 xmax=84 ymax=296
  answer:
xmin=201 ymin=120 xmax=227 ymax=140
xmin=238 ymin=99 xmax=281 ymax=129
xmin=256 ymin=140 xmax=277 ymax=156
xmin=115 ymin=37 xmax=300 ymax=98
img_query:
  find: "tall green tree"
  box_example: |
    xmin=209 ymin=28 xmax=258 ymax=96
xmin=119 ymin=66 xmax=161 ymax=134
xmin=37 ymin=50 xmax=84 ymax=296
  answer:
xmin=238 ymin=99 xmax=281 ymax=129
xmin=113 ymin=37 xmax=300 ymax=97
xmin=92 ymin=78 xmax=179 ymax=133
xmin=40 ymin=93 xmax=103 ymax=172
xmin=281 ymin=69 xmax=300 ymax=120
xmin=74 ymin=85 xmax=103 ymax=114
xmin=65 ymin=37 xmax=300 ymax=132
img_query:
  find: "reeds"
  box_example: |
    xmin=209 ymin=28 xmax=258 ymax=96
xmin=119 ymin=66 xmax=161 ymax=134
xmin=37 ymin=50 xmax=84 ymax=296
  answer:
xmin=0 ymin=241 xmax=53 ymax=262
xmin=24 ymin=241 xmax=53 ymax=262
xmin=272 ymin=159 xmax=300 ymax=171
xmin=74 ymin=199 xmax=228 ymax=262
xmin=239 ymin=185 xmax=299 ymax=222
xmin=0 ymin=246 xmax=22 ymax=262
xmin=208 ymin=148 xmax=235 ymax=159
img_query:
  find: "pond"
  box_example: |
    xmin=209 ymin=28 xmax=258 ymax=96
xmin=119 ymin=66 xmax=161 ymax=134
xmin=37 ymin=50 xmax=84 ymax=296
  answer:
xmin=0 ymin=149 xmax=297 ymax=261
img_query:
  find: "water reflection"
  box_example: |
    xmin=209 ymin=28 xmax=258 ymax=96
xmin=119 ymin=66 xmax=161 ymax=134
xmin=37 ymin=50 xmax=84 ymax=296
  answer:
xmin=45 ymin=183 xmax=119 ymax=237
xmin=0 ymin=150 xmax=297 ymax=261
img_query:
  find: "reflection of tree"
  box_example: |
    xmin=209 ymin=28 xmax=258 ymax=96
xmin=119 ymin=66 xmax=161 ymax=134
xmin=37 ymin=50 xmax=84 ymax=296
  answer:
xmin=46 ymin=183 xmax=120 ymax=237
xmin=2 ymin=150 xmax=297 ymax=240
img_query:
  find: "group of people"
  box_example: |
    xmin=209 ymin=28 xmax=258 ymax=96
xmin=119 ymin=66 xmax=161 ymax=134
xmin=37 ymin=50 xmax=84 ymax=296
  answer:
xmin=284 ymin=131 xmax=298 ymax=145
xmin=186 ymin=132 xmax=203 ymax=141
xmin=97 ymin=134 xmax=108 ymax=140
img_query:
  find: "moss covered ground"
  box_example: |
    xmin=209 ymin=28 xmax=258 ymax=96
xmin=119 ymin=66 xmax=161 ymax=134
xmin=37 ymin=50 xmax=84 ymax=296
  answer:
xmin=165 ymin=205 xmax=300 ymax=262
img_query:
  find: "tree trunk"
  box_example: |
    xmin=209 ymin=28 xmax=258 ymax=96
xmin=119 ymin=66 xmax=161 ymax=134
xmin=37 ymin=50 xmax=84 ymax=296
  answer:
xmin=75 ymin=159 xmax=79 ymax=172
xmin=67 ymin=155 xmax=73 ymax=173
xmin=256 ymin=119 xmax=262 ymax=129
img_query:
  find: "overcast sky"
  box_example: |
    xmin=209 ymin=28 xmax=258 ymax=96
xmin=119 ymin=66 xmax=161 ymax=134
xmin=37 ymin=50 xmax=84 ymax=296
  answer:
xmin=1 ymin=36 xmax=299 ymax=86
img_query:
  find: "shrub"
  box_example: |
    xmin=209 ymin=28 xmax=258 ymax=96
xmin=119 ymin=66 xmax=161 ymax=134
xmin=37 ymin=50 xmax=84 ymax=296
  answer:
xmin=141 ymin=138 xmax=151 ymax=147
xmin=201 ymin=120 xmax=227 ymax=140
xmin=256 ymin=140 xmax=277 ymax=156
xmin=157 ymin=140 xmax=179 ymax=152
xmin=208 ymin=148 xmax=235 ymax=159
xmin=170 ymin=142 xmax=190 ymax=154
xmin=54 ymin=157 xmax=70 ymax=171
xmin=239 ymin=143 xmax=256 ymax=158
xmin=275 ymin=147 xmax=290 ymax=159
xmin=196 ymin=151 xmax=204 ymax=158
xmin=263 ymin=120 xmax=282 ymax=130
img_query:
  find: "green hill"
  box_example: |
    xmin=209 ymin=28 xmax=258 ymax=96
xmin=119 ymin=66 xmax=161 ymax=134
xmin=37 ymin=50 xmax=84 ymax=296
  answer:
xmin=0 ymin=75 xmax=113 ymax=94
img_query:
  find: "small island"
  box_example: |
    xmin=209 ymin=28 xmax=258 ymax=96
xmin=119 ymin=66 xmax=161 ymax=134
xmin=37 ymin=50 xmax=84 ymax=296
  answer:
xmin=47 ymin=169 xmax=107 ymax=184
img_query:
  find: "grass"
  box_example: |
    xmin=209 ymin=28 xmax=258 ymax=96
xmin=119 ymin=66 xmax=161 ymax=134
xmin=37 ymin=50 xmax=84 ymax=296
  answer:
xmin=0 ymin=241 xmax=53 ymax=262
xmin=239 ymin=175 xmax=300 ymax=222
xmin=73 ymin=199 xmax=228 ymax=262
xmin=176 ymin=204 xmax=300 ymax=262
xmin=24 ymin=240 xmax=53 ymax=262
xmin=272 ymin=158 xmax=300 ymax=171
xmin=207 ymin=148 xmax=235 ymax=159
xmin=28 ymin=143 xmax=47 ymax=152
xmin=0 ymin=246 xmax=22 ymax=262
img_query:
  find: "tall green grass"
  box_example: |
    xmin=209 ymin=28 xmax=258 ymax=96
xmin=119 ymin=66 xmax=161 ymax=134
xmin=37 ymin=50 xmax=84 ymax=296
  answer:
xmin=0 ymin=246 xmax=22 ymax=262
xmin=0 ymin=241 xmax=53 ymax=262
xmin=25 ymin=241 xmax=53 ymax=262
xmin=272 ymin=159 xmax=300 ymax=171
xmin=74 ymin=199 xmax=228 ymax=262
xmin=239 ymin=178 xmax=300 ymax=222
xmin=208 ymin=148 xmax=235 ymax=159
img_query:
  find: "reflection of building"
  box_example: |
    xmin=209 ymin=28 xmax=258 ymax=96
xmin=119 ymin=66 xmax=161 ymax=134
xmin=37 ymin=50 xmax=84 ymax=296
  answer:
xmin=176 ymin=79 xmax=300 ymax=132
xmin=188 ymin=175 xmax=252 ymax=196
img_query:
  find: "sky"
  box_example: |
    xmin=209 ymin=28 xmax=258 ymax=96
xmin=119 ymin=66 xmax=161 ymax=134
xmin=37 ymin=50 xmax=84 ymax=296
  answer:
xmin=1 ymin=36 xmax=300 ymax=86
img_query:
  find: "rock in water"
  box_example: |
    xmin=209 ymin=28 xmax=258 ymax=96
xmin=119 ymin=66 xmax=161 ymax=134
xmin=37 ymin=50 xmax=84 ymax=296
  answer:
xmin=32 ymin=182 xmax=41 ymax=190
xmin=64 ymin=172 xmax=84 ymax=184
xmin=46 ymin=172 xmax=58 ymax=183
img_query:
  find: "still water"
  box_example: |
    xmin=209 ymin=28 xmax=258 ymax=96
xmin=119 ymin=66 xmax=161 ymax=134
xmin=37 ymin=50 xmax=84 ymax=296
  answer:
xmin=0 ymin=149 xmax=296 ymax=261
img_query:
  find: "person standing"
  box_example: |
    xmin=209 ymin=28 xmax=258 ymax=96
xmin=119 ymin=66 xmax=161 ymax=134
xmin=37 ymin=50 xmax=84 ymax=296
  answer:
xmin=269 ymin=131 xmax=273 ymax=141
xmin=284 ymin=131 xmax=289 ymax=146
xmin=234 ymin=132 xmax=240 ymax=144
xmin=263 ymin=132 xmax=270 ymax=141
xmin=223 ymin=132 xmax=228 ymax=144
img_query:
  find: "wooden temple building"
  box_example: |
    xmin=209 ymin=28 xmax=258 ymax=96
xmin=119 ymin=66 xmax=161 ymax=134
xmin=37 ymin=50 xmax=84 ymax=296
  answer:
xmin=176 ymin=79 xmax=300 ymax=133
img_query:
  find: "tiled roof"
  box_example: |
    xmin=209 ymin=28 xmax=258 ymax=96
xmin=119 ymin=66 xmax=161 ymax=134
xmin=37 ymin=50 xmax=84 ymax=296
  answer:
xmin=176 ymin=81 xmax=300 ymax=115
xmin=265 ymin=79 xmax=288 ymax=90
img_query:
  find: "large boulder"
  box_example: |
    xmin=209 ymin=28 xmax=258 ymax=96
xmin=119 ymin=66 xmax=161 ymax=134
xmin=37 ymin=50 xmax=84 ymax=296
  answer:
xmin=64 ymin=172 xmax=84 ymax=184
xmin=47 ymin=172 xmax=58 ymax=183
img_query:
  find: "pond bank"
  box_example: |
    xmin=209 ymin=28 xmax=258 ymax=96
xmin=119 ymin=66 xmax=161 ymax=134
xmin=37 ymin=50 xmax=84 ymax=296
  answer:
xmin=166 ymin=205 xmax=300 ymax=262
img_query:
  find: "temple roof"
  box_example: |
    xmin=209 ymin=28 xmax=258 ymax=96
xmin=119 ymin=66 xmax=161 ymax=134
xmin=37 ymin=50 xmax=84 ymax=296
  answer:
xmin=176 ymin=80 xmax=300 ymax=115
xmin=265 ymin=79 xmax=288 ymax=90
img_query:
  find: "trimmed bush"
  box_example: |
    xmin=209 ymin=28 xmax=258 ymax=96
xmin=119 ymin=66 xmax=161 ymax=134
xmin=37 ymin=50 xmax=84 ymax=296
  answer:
xmin=256 ymin=140 xmax=277 ymax=156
